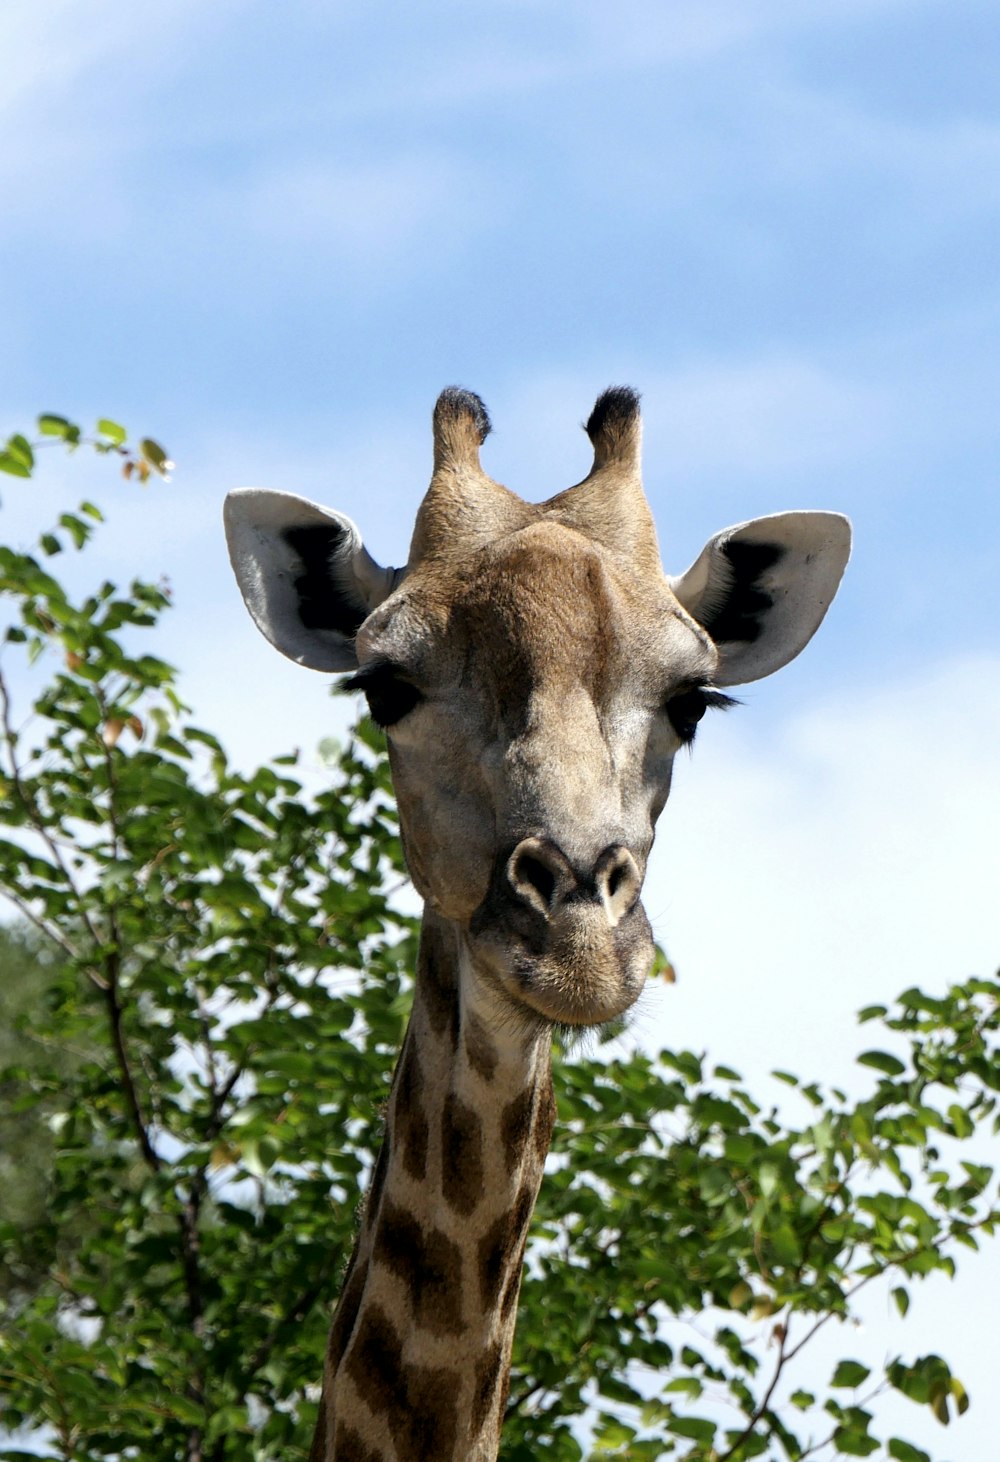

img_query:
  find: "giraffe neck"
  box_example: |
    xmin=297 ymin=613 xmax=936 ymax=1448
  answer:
xmin=312 ymin=909 xmax=556 ymax=1462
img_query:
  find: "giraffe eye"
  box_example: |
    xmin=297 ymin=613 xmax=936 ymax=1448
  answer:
xmin=667 ymin=688 xmax=708 ymax=742
xmin=342 ymin=662 xmax=422 ymax=728
xmin=666 ymin=686 xmax=738 ymax=744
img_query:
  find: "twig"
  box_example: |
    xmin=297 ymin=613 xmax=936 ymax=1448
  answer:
xmin=103 ymin=946 xmax=161 ymax=1172
xmin=716 ymin=1315 xmax=789 ymax=1462
xmin=781 ymin=1263 xmax=878 ymax=1367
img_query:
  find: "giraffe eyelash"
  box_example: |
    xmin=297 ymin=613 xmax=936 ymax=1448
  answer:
xmin=342 ymin=660 xmax=423 ymax=728
xmin=666 ymin=685 xmax=739 ymax=744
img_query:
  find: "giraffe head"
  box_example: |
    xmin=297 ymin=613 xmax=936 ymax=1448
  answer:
xmin=225 ymin=387 xmax=850 ymax=1028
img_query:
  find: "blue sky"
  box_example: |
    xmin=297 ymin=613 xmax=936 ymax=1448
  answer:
xmin=2 ymin=1 xmax=999 ymax=1454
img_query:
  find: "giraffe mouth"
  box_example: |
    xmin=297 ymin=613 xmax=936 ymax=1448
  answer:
xmin=468 ymin=897 xmax=654 ymax=1026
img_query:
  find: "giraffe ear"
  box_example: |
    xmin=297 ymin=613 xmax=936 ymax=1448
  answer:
xmin=670 ymin=511 xmax=852 ymax=686
xmin=224 ymin=488 xmax=401 ymax=671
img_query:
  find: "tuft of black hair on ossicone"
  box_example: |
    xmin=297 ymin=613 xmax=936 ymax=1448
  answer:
xmin=585 ymin=386 xmax=641 ymax=446
xmin=434 ymin=386 xmax=492 ymax=445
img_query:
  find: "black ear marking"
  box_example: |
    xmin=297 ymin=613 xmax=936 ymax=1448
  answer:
xmin=701 ymin=540 xmax=785 ymax=644
xmin=282 ymin=524 xmax=368 ymax=638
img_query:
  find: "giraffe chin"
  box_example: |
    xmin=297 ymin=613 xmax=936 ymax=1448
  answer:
xmin=470 ymin=900 xmax=654 ymax=1028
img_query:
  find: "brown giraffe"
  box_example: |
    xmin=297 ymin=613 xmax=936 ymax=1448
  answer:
xmin=225 ymin=386 xmax=851 ymax=1461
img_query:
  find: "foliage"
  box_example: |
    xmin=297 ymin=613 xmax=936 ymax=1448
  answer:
xmin=1 ymin=417 xmax=998 ymax=1461
xmin=0 ymin=925 xmax=101 ymax=1306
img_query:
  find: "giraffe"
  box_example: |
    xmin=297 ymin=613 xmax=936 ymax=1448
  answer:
xmin=224 ymin=386 xmax=851 ymax=1461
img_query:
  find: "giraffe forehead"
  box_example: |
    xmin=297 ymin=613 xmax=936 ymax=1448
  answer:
xmin=457 ymin=527 xmax=716 ymax=700
xmin=462 ymin=524 xmax=617 ymax=609
xmin=368 ymin=520 xmax=698 ymax=691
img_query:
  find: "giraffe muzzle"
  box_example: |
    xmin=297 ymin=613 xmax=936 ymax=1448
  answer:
xmin=468 ymin=837 xmax=652 ymax=1025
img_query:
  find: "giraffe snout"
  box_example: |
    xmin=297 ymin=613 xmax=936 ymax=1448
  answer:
xmin=469 ymin=836 xmax=652 ymax=1025
xmin=506 ymin=837 xmax=641 ymax=927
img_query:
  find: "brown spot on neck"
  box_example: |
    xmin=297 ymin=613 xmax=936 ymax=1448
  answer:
xmin=366 ymin=1139 xmax=389 ymax=1217
xmin=441 ymin=1092 xmax=485 ymax=1216
xmin=332 ymin=1423 xmax=382 ymax=1462
xmin=500 ymin=1231 xmax=529 ymax=1321
xmin=472 ymin=1340 xmax=504 ymax=1435
xmin=534 ymin=1068 xmax=556 ymax=1159
xmin=418 ymin=919 xmax=460 ymax=1048
xmin=345 ymin=1303 xmax=459 ymax=1461
xmin=500 ymin=1086 xmax=535 ymax=1172
xmin=371 ymin=1201 xmax=465 ymax=1337
xmin=478 ymin=1181 xmax=536 ymax=1310
xmin=464 ymin=1009 xmax=499 ymax=1082
xmin=395 ymin=1040 xmax=429 ymax=1182
xmin=325 ymin=1253 xmax=367 ymax=1375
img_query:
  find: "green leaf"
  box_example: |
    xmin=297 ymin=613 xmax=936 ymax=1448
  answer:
xmin=948 ymin=1104 xmax=973 ymax=1138
xmin=6 ymin=435 xmax=34 ymax=470
xmin=887 ymin=1442 xmax=931 ymax=1462
xmin=96 ymin=418 xmax=127 ymax=445
xmin=833 ymin=1426 xmax=879 ymax=1456
xmin=858 ymin=1049 xmax=907 ymax=1077
xmin=37 ymin=413 xmax=74 ymax=437
xmin=757 ymin=1161 xmax=779 ymax=1199
xmin=667 ymin=1415 xmax=716 ymax=1442
xmin=858 ymin=1003 xmax=888 ymax=1022
xmin=960 ymin=1161 xmax=993 ymax=1190
xmin=0 ymin=451 xmax=31 ymax=478
xmin=139 ymin=437 xmax=173 ymax=475
xmin=58 ymin=513 xmax=92 ymax=550
xmin=832 ymin=1360 xmax=871 ymax=1389
xmin=594 ymin=1417 xmax=636 ymax=1447
xmin=663 ymin=1376 xmax=703 ymax=1398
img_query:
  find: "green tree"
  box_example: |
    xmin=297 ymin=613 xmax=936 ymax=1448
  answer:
xmin=1 ymin=417 xmax=997 ymax=1461
xmin=0 ymin=924 xmax=102 ymax=1308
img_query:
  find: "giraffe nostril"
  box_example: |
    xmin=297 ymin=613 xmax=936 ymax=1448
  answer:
xmin=506 ymin=838 xmax=573 ymax=919
xmin=594 ymin=846 xmax=641 ymax=926
xmin=506 ymin=838 xmax=641 ymax=925
xmin=517 ymin=855 xmax=557 ymax=910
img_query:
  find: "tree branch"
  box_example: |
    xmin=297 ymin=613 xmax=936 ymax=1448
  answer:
xmin=716 ymin=1315 xmax=789 ymax=1462
xmin=102 ymin=946 xmax=161 ymax=1172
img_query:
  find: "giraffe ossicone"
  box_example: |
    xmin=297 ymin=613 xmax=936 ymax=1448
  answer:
xmin=225 ymin=385 xmax=851 ymax=1461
